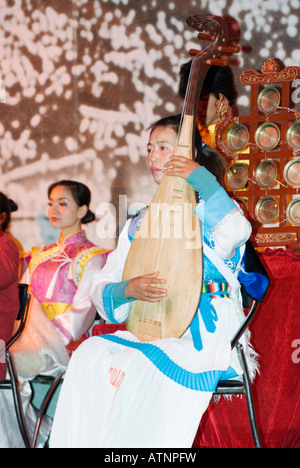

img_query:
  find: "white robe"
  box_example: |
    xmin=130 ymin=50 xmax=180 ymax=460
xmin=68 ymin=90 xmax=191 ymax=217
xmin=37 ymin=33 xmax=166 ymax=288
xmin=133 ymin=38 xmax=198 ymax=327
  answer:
xmin=50 ymin=190 xmax=256 ymax=448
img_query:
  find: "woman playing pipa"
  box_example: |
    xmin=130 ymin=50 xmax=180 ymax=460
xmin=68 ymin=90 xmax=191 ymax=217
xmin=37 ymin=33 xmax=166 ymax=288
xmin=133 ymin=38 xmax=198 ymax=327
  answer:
xmin=50 ymin=16 xmax=258 ymax=448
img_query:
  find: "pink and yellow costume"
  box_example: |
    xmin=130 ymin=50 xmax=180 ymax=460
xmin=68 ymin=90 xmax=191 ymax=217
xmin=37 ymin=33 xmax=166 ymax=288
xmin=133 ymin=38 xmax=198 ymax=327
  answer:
xmin=26 ymin=230 xmax=108 ymax=345
xmin=0 ymin=230 xmax=108 ymax=448
xmin=11 ymin=230 xmax=108 ymax=380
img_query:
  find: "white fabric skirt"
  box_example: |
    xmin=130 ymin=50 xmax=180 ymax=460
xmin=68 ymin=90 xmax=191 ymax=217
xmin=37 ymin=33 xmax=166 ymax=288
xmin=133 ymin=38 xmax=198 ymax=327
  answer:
xmin=50 ymin=297 xmax=248 ymax=448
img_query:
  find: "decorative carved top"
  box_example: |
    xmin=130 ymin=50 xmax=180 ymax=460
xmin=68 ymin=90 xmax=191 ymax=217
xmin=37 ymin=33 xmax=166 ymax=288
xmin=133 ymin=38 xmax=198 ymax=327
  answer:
xmin=240 ymin=58 xmax=299 ymax=85
xmin=261 ymin=57 xmax=284 ymax=73
xmin=214 ymin=93 xmax=238 ymax=162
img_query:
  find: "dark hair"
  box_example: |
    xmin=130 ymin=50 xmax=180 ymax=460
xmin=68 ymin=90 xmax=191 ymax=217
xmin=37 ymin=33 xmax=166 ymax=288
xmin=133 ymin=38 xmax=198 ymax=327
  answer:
xmin=48 ymin=180 xmax=95 ymax=224
xmin=148 ymin=114 xmax=226 ymax=187
xmin=0 ymin=192 xmax=18 ymax=232
xmin=179 ymin=61 xmax=237 ymax=106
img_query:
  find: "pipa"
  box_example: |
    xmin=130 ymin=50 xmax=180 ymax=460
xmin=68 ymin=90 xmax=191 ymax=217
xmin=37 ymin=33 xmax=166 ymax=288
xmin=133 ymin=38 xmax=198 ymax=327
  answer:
xmin=122 ymin=16 xmax=232 ymax=342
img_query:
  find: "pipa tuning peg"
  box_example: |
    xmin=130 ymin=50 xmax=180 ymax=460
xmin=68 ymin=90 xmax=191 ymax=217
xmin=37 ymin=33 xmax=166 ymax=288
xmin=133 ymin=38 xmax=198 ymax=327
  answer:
xmin=197 ymin=32 xmax=215 ymax=41
xmin=218 ymin=45 xmax=240 ymax=54
xmin=206 ymin=58 xmax=229 ymax=66
xmin=189 ymin=49 xmax=201 ymax=56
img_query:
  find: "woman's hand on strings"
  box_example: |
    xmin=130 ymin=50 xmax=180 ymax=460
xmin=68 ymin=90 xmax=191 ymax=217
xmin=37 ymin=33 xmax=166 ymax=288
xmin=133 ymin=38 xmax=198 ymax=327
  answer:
xmin=162 ymin=156 xmax=200 ymax=180
xmin=125 ymin=271 xmax=167 ymax=302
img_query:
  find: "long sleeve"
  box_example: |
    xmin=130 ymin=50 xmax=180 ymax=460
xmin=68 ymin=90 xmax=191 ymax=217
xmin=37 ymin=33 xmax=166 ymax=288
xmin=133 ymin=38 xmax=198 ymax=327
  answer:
xmin=0 ymin=233 xmax=20 ymax=380
xmin=90 ymin=220 xmax=133 ymax=324
xmin=52 ymin=253 xmax=108 ymax=343
xmin=188 ymin=166 xmax=252 ymax=260
xmin=0 ymin=249 xmax=19 ymax=290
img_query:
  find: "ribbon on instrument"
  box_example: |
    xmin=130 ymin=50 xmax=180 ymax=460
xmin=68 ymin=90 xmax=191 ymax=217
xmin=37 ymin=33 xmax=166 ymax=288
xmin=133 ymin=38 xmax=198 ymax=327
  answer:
xmin=45 ymin=247 xmax=72 ymax=300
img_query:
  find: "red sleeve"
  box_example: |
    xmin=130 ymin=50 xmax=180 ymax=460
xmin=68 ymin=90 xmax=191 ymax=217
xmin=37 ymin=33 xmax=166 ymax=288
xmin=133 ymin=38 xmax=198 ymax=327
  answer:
xmin=0 ymin=250 xmax=19 ymax=288
xmin=0 ymin=234 xmax=19 ymax=289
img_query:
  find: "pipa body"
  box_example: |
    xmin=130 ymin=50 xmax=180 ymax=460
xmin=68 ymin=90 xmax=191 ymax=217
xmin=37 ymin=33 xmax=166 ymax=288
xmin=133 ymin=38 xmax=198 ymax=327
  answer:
xmin=122 ymin=115 xmax=203 ymax=342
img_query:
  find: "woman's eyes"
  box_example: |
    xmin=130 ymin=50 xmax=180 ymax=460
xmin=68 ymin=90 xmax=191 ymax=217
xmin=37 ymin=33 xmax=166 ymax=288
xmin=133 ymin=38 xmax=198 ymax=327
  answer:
xmin=147 ymin=145 xmax=170 ymax=155
xmin=48 ymin=202 xmax=67 ymax=207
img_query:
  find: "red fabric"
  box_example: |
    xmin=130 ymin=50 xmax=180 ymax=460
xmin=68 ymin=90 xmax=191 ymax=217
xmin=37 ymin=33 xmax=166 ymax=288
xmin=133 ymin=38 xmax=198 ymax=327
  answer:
xmin=193 ymin=247 xmax=300 ymax=448
xmin=0 ymin=232 xmax=20 ymax=381
xmin=65 ymin=324 xmax=127 ymax=357
xmin=92 ymin=323 xmax=127 ymax=336
xmin=65 ymin=332 xmax=90 ymax=357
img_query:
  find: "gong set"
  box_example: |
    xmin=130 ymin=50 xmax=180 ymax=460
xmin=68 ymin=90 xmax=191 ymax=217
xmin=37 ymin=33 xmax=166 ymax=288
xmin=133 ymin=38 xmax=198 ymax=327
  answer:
xmin=216 ymin=58 xmax=300 ymax=247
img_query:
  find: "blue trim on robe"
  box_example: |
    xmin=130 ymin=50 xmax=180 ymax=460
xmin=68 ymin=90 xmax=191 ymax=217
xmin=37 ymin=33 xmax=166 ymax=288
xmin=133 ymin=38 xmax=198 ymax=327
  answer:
xmin=220 ymin=366 xmax=239 ymax=380
xmin=194 ymin=187 xmax=237 ymax=228
xmin=103 ymin=284 xmax=122 ymax=324
xmin=190 ymin=290 xmax=229 ymax=351
xmin=112 ymin=280 xmax=132 ymax=308
xmin=98 ymin=334 xmax=225 ymax=392
xmin=103 ymin=282 xmax=135 ymax=323
xmin=186 ymin=166 xmax=220 ymax=201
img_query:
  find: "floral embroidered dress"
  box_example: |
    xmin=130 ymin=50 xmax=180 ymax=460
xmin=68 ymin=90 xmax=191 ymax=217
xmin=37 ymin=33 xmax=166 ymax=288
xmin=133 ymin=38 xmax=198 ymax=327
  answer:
xmin=12 ymin=230 xmax=108 ymax=379
xmin=28 ymin=230 xmax=107 ymax=344
xmin=0 ymin=230 xmax=108 ymax=448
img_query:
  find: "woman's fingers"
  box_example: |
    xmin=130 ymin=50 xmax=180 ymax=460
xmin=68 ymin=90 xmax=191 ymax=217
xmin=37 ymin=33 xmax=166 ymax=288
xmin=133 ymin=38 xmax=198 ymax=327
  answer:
xmin=162 ymin=157 xmax=199 ymax=179
xmin=125 ymin=271 xmax=167 ymax=302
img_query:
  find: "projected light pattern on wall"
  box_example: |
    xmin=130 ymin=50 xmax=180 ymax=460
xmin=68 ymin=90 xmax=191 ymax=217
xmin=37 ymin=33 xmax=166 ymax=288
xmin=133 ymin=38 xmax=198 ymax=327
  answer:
xmin=1 ymin=0 xmax=300 ymax=250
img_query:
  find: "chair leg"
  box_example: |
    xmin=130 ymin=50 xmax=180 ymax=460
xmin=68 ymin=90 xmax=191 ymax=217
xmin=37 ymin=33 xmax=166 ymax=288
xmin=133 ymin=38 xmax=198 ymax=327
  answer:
xmin=6 ymin=351 xmax=31 ymax=449
xmin=31 ymin=372 xmax=64 ymax=449
xmin=236 ymin=343 xmax=262 ymax=448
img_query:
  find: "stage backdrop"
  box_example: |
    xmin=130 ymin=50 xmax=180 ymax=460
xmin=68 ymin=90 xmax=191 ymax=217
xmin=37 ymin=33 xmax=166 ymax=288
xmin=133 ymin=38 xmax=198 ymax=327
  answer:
xmin=1 ymin=0 xmax=300 ymax=251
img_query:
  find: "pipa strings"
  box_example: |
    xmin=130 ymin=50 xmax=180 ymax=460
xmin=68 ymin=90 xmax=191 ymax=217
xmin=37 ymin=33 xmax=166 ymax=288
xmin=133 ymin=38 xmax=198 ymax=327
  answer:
xmin=141 ymin=57 xmax=202 ymax=325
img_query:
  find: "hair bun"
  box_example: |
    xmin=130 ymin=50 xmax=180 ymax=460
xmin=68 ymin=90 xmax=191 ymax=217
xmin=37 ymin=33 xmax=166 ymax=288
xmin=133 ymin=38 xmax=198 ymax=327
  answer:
xmin=81 ymin=209 xmax=95 ymax=224
xmin=8 ymin=199 xmax=18 ymax=213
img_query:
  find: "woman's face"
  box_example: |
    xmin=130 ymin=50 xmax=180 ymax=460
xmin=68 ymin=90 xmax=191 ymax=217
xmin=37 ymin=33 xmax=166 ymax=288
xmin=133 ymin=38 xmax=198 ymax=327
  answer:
xmin=147 ymin=125 xmax=177 ymax=184
xmin=48 ymin=185 xmax=87 ymax=237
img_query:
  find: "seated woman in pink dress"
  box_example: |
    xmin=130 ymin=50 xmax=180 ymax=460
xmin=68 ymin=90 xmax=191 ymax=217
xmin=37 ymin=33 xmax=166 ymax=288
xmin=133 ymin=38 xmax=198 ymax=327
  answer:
xmin=0 ymin=181 xmax=108 ymax=448
xmin=12 ymin=180 xmax=108 ymax=379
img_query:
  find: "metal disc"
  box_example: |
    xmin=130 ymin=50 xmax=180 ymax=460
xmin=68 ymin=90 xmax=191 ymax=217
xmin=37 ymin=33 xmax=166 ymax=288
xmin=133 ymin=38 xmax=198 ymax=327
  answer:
xmin=255 ymin=196 xmax=279 ymax=224
xmin=255 ymin=122 xmax=281 ymax=151
xmin=283 ymin=159 xmax=300 ymax=187
xmin=287 ymin=122 xmax=300 ymax=149
xmin=226 ymin=123 xmax=249 ymax=152
xmin=257 ymin=87 xmax=280 ymax=114
xmin=287 ymin=199 xmax=300 ymax=225
xmin=255 ymin=160 xmax=277 ymax=188
xmin=226 ymin=163 xmax=249 ymax=190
